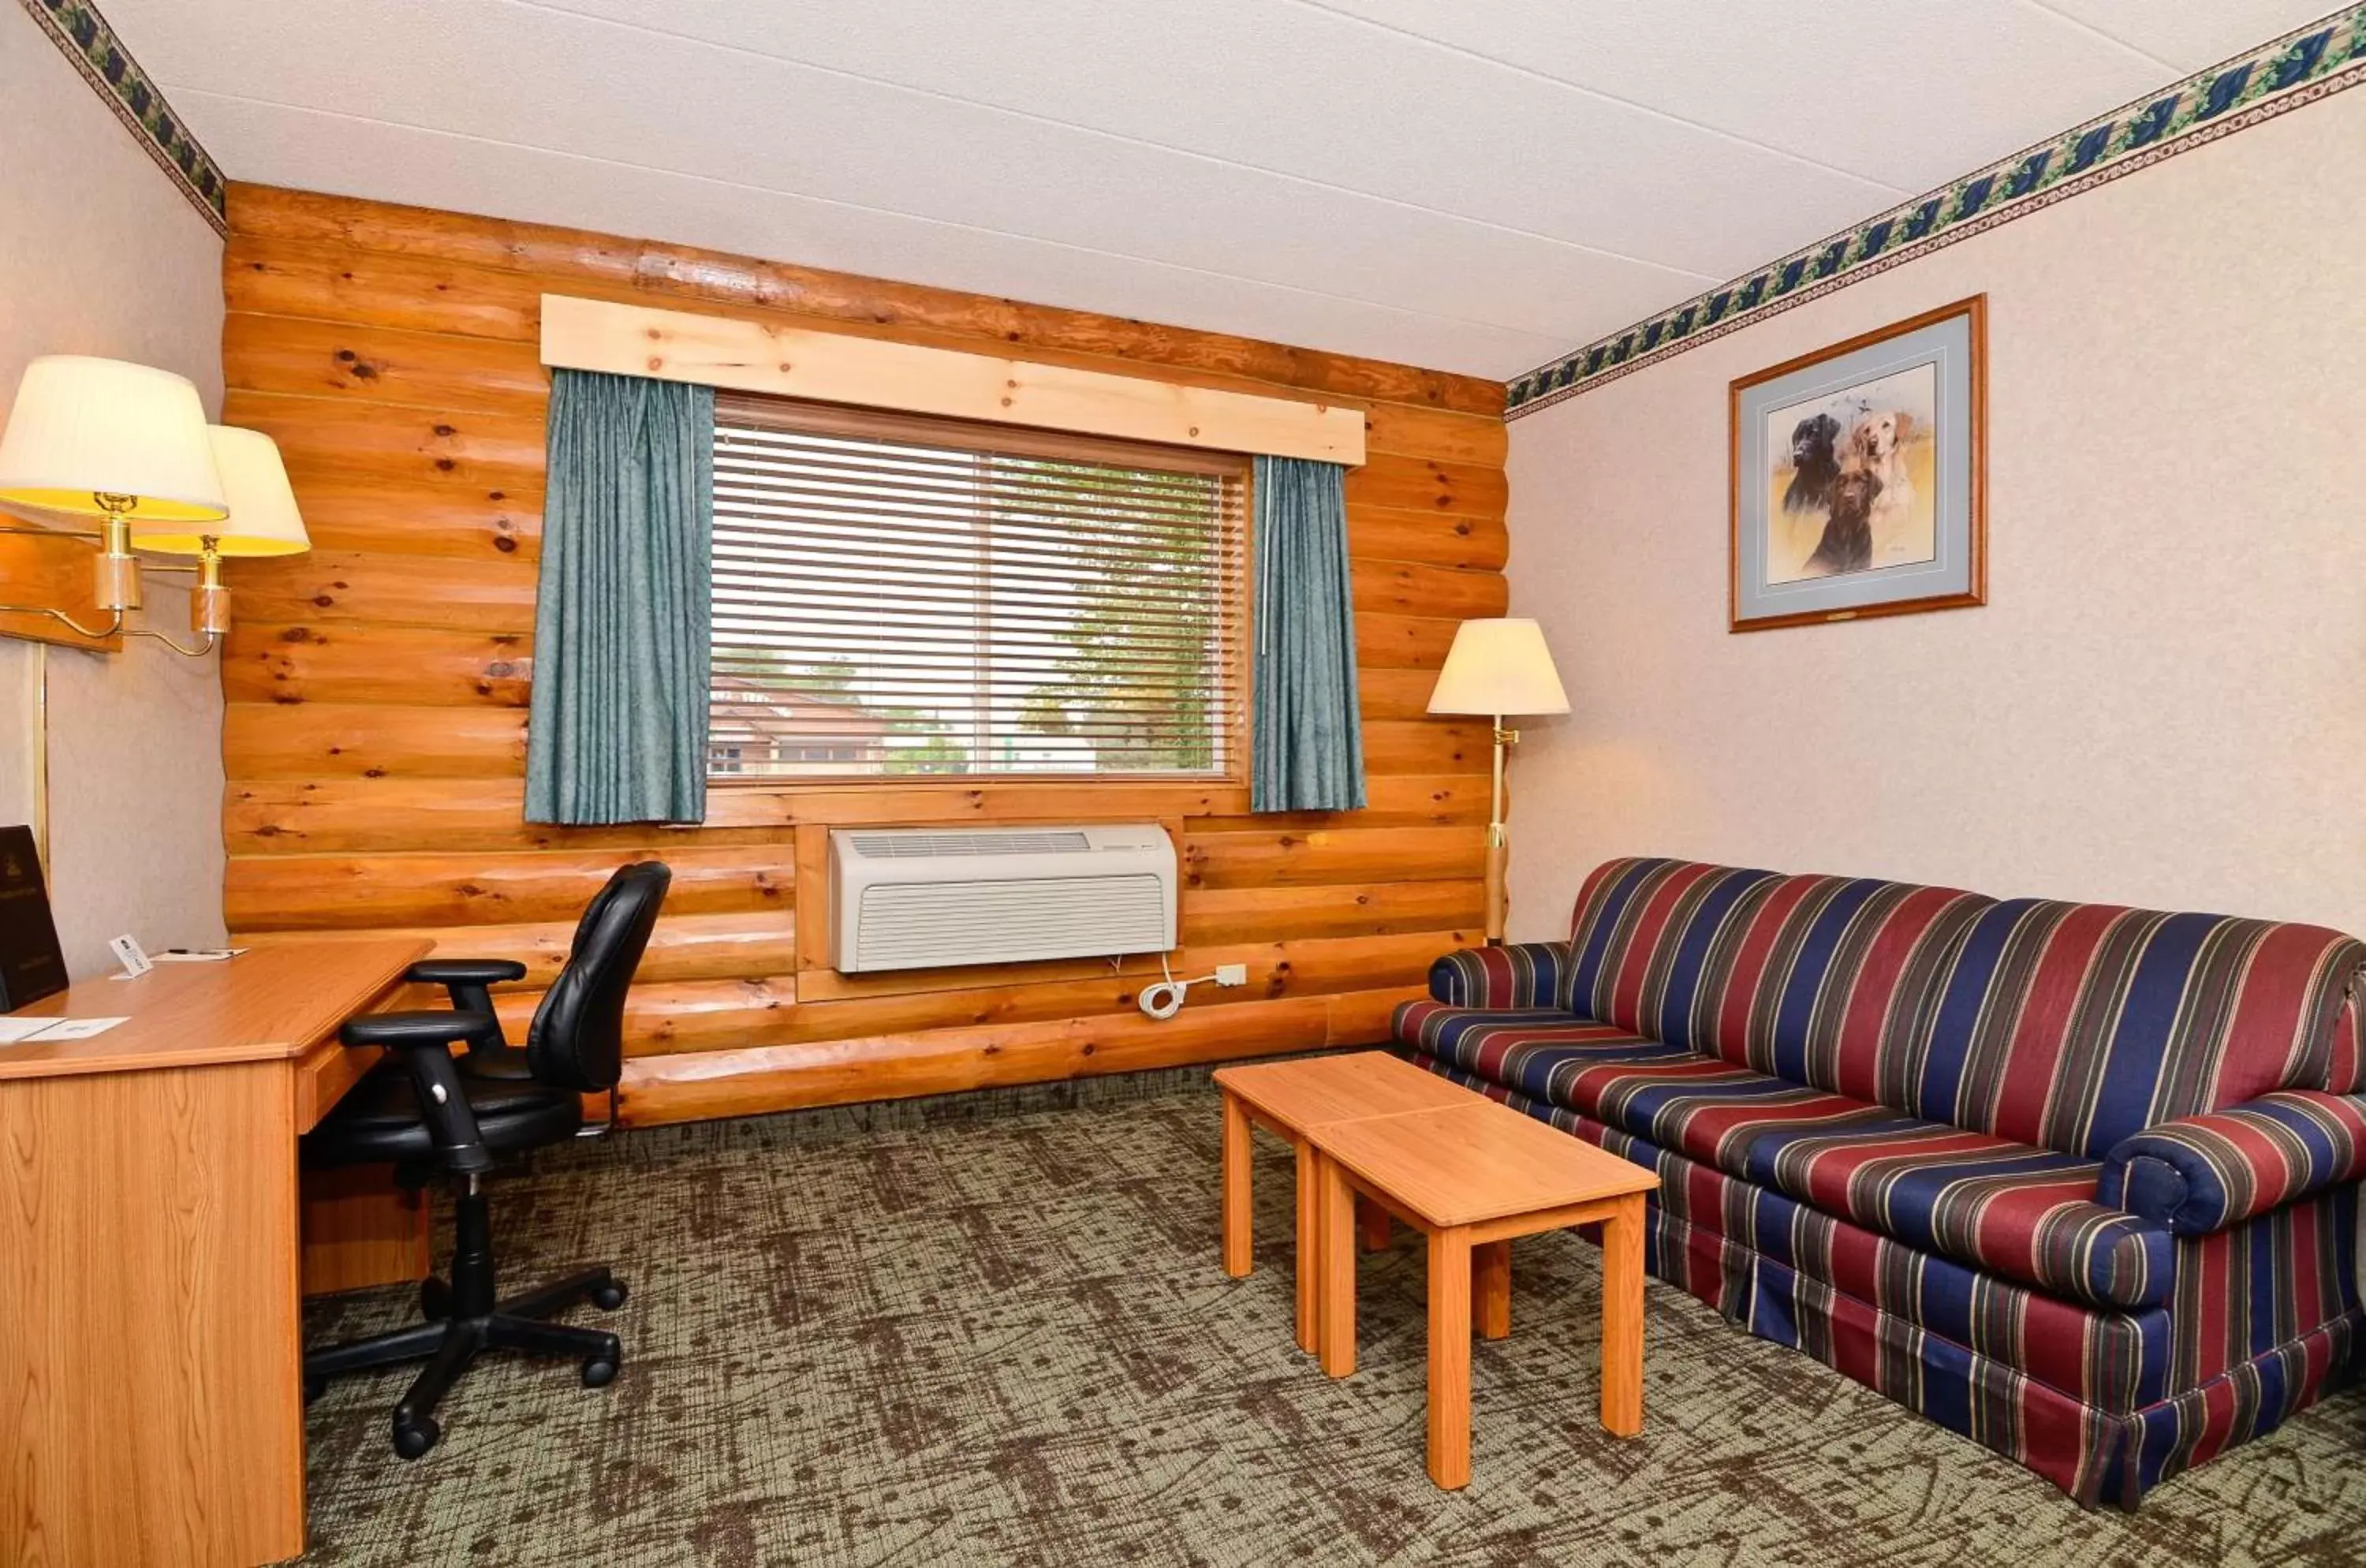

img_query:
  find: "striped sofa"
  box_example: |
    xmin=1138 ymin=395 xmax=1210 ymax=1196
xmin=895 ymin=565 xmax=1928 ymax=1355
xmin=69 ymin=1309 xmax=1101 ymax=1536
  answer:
xmin=1392 ymin=857 xmax=2366 ymax=1506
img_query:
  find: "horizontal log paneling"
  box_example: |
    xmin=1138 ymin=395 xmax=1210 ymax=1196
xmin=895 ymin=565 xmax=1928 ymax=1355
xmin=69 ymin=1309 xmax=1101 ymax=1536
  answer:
xmin=226 ymin=844 xmax=793 ymax=930
xmin=227 ymin=186 xmax=1502 ymax=416
xmin=220 ymin=185 xmax=1506 ymax=1124
xmin=224 ymin=772 xmax=1490 ymax=856
xmin=1184 ymin=826 xmax=1487 ymax=889
xmin=1346 ymin=506 xmax=1508 ymax=572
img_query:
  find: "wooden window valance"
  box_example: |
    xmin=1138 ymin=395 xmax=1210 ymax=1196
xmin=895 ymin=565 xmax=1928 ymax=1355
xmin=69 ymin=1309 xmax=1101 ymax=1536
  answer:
xmin=539 ymin=294 xmax=1366 ymax=466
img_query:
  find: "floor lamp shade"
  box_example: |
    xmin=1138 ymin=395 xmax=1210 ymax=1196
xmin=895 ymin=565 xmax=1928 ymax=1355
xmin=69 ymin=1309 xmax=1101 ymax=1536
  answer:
xmin=1426 ymin=618 xmax=1568 ymax=945
xmin=0 ymin=357 xmax=226 ymax=522
xmin=1427 ymin=618 xmax=1570 ymax=717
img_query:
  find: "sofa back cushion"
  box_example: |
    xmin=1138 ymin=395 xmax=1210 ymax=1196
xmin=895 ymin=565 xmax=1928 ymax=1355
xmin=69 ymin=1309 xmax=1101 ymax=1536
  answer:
xmin=1563 ymin=858 xmax=1991 ymax=1107
xmin=1918 ymin=901 xmax=2366 ymax=1156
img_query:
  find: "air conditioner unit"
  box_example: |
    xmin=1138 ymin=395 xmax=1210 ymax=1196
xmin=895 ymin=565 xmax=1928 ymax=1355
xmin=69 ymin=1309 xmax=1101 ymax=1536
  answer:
xmin=828 ymin=823 xmax=1177 ymax=973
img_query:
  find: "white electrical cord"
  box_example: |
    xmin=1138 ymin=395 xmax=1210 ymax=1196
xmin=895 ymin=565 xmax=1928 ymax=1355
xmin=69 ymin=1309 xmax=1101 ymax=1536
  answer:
xmin=1139 ymin=951 xmax=1225 ymax=1020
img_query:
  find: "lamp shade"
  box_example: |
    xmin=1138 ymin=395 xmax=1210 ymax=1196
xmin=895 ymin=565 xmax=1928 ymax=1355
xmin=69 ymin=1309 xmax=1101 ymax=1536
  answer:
xmin=1427 ymin=617 xmax=1569 ymax=717
xmin=0 ymin=356 xmax=227 ymax=523
xmin=132 ymin=426 xmax=311 ymax=556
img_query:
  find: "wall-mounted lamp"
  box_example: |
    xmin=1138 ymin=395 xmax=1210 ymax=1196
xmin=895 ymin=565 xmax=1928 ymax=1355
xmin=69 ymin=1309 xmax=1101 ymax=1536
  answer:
xmin=0 ymin=356 xmax=308 ymax=655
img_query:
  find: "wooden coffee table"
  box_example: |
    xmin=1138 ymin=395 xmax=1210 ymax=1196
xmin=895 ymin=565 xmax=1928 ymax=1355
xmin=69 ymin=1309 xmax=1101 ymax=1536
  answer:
xmin=1212 ymin=1052 xmax=1475 ymax=1352
xmin=1309 ymin=1099 xmax=1660 ymax=1489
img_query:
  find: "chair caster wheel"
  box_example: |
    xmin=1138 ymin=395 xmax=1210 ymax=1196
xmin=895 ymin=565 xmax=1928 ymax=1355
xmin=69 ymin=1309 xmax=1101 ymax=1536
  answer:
xmin=420 ymin=1276 xmax=453 ymax=1320
xmin=592 ymin=1279 xmax=627 ymax=1311
xmin=392 ymin=1416 xmax=439 ymax=1460
xmin=583 ymin=1357 xmax=619 ymax=1388
xmin=304 ymin=1374 xmax=327 ymax=1405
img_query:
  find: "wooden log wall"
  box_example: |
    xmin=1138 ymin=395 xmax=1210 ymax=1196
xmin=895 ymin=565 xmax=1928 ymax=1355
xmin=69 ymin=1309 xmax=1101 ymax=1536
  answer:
xmin=217 ymin=184 xmax=1510 ymax=1126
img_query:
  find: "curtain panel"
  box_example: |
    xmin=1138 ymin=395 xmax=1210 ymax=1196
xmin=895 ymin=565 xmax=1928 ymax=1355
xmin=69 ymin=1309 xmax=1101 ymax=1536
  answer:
xmin=1250 ymin=455 xmax=1365 ymax=812
xmin=526 ymin=368 xmax=715 ymax=825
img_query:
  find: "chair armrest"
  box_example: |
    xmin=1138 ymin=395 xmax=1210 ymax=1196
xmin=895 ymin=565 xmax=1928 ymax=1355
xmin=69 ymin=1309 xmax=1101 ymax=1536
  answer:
xmin=402 ymin=961 xmax=523 ymax=1055
xmin=407 ymin=958 xmax=529 ymax=987
xmin=2099 ymin=1089 xmax=2366 ymax=1234
xmin=1427 ymin=941 xmax=1570 ymax=1009
xmin=340 ymin=1010 xmax=497 ymax=1172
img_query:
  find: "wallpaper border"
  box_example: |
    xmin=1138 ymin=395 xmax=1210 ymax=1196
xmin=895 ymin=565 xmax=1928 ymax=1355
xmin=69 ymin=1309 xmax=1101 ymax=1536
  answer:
xmin=18 ymin=0 xmax=227 ymax=237
xmin=1505 ymin=8 xmax=2366 ymax=419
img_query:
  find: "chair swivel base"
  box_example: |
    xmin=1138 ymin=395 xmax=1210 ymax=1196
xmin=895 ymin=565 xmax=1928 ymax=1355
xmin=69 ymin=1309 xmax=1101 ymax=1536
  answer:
xmin=302 ymin=1172 xmax=629 ymax=1458
xmin=305 ymin=1265 xmax=626 ymax=1458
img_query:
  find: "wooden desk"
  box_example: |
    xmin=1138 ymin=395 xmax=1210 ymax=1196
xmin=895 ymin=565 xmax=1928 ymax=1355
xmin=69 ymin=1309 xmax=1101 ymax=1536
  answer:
xmin=0 ymin=937 xmax=430 ymax=1568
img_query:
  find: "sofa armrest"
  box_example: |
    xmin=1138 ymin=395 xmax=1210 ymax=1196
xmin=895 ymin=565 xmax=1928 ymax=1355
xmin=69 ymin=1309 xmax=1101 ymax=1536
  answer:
xmin=1427 ymin=941 xmax=1571 ymax=1009
xmin=2099 ymin=1089 xmax=2366 ymax=1234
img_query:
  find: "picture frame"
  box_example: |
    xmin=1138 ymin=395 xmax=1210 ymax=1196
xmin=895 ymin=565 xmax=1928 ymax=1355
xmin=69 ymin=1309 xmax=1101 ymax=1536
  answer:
xmin=1729 ymin=295 xmax=1986 ymax=632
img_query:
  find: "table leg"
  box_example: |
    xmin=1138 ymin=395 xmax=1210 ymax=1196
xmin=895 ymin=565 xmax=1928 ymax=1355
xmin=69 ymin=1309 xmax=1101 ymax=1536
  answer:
xmin=1293 ymin=1141 xmax=1322 ymax=1353
xmin=1427 ymin=1225 xmax=1473 ymax=1488
xmin=1600 ymin=1193 xmax=1646 ymax=1437
xmin=1221 ymin=1090 xmax=1252 ymax=1279
xmin=1319 ymin=1155 xmax=1358 ymax=1378
xmin=1357 ymin=1194 xmax=1391 ymax=1252
xmin=1474 ymin=1238 xmax=1511 ymax=1340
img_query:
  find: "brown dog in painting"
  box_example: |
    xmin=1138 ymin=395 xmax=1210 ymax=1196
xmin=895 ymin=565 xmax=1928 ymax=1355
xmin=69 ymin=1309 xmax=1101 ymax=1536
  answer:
xmin=1804 ymin=469 xmax=1881 ymax=576
xmin=1847 ymin=409 xmax=1915 ymax=524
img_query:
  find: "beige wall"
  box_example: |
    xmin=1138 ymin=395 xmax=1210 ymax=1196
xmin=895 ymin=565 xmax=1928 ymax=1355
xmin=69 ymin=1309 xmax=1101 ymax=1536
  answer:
xmin=0 ymin=2 xmax=228 ymax=976
xmin=1504 ymin=86 xmax=2366 ymax=943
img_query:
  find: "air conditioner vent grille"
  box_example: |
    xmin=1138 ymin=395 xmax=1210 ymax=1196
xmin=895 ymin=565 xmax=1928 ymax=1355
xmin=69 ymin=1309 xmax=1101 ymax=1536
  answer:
xmin=856 ymin=876 xmax=1170 ymax=970
xmin=846 ymin=830 xmax=1092 ymax=859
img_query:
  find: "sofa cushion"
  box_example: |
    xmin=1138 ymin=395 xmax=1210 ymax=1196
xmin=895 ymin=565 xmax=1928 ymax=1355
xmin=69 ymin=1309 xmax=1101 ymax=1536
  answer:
xmin=1916 ymin=901 xmax=2366 ymax=1157
xmin=1392 ymin=1001 xmax=1681 ymax=1092
xmin=1740 ymin=1115 xmax=2174 ymax=1309
xmin=1562 ymin=857 xmax=1992 ymax=1107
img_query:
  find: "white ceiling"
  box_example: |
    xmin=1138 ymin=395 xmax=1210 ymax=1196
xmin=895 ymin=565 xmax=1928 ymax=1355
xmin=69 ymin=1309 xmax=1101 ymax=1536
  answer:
xmin=105 ymin=1 xmax=2332 ymax=380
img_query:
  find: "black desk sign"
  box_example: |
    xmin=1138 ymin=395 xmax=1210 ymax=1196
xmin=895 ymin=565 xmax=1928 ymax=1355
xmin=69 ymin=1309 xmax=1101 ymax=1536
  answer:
xmin=0 ymin=825 xmax=66 ymax=1011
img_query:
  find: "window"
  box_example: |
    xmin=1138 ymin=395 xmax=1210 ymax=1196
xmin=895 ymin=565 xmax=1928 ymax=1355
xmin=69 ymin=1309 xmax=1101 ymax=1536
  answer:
xmin=709 ymin=396 xmax=1248 ymax=781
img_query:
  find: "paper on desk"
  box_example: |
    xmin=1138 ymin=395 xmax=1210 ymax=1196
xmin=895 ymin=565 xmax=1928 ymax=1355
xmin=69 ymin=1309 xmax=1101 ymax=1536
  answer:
xmin=0 ymin=1016 xmax=129 ymax=1043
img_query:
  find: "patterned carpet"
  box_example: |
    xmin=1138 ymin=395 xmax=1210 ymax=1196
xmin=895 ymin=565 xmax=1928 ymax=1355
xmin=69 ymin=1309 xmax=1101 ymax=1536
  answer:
xmin=295 ymin=1069 xmax=2366 ymax=1566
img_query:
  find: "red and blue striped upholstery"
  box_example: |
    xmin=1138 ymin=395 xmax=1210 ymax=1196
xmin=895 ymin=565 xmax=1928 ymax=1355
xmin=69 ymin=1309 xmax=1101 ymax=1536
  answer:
xmin=2099 ymin=1089 xmax=2366 ymax=1234
xmin=1409 ymin=1050 xmax=2364 ymax=1508
xmin=1559 ymin=857 xmax=2366 ymax=1154
xmin=1916 ymin=901 xmax=2366 ymax=1155
xmin=1738 ymin=1114 xmax=2170 ymax=1309
xmin=1391 ymin=855 xmax=2366 ymax=1503
xmin=1420 ymin=941 xmax=1571 ymax=1010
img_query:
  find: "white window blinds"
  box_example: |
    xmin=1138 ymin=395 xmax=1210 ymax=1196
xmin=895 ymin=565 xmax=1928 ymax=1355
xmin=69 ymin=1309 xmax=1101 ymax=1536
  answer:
xmin=709 ymin=396 xmax=1248 ymax=781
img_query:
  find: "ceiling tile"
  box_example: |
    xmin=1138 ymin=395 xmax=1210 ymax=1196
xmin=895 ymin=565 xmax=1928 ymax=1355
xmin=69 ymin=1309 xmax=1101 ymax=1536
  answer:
xmin=1310 ymin=0 xmax=2181 ymax=195
xmin=2028 ymin=1 xmax=2339 ymax=71
xmin=177 ymin=93 xmax=1572 ymax=377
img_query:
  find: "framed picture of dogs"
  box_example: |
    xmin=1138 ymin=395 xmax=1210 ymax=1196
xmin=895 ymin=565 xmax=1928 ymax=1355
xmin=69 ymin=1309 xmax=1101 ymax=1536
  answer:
xmin=1730 ymin=295 xmax=1986 ymax=631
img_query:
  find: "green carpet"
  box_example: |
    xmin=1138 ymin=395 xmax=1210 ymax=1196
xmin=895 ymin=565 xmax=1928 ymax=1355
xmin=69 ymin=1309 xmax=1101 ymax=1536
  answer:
xmin=296 ymin=1072 xmax=2366 ymax=1566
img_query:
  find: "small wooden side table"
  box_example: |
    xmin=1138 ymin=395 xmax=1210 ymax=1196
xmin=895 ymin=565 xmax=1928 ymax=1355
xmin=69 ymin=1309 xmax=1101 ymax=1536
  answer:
xmin=1308 ymin=1099 xmax=1661 ymax=1489
xmin=1212 ymin=1052 xmax=1475 ymax=1352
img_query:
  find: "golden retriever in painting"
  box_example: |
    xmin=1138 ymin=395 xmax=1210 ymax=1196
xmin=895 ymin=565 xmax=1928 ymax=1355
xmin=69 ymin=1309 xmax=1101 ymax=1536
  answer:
xmin=1845 ymin=410 xmax=1915 ymax=526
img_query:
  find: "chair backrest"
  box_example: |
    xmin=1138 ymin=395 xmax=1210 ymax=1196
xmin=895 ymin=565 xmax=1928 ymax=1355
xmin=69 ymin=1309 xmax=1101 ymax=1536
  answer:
xmin=1562 ymin=857 xmax=2366 ymax=1156
xmin=525 ymin=861 xmax=671 ymax=1093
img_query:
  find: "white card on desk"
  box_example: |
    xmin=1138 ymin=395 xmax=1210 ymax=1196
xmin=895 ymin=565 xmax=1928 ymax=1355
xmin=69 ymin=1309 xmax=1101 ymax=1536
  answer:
xmin=13 ymin=1016 xmax=129 ymax=1042
xmin=0 ymin=1017 xmax=52 ymax=1043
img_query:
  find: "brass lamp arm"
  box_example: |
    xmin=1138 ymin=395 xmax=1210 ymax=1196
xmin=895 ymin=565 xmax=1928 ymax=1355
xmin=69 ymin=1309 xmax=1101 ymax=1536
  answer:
xmin=121 ymin=624 xmax=218 ymax=657
xmin=0 ymin=603 xmax=125 ymax=640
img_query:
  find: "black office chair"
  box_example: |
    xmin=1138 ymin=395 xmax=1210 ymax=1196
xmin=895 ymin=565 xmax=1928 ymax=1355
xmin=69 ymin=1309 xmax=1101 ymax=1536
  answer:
xmin=302 ymin=860 xmax=670 ymax=1459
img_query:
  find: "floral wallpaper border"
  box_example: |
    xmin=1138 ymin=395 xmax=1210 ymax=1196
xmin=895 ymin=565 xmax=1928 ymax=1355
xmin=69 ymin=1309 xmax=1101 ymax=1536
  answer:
xmin=1506 ymin=9 xmax=2366 ymax=418
xmin=20 ymin=0 xmax=227 ymax=237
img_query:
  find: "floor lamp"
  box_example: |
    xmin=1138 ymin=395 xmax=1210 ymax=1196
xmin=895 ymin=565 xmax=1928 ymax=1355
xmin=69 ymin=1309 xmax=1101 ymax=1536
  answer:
xmin=1427 ymin=618 xmax=1569 ymax=945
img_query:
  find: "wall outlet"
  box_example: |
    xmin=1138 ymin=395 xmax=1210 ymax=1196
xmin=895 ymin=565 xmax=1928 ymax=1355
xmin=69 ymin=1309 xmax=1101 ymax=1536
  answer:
xmin=1214 ymin=963 xmax=1248 ymax=987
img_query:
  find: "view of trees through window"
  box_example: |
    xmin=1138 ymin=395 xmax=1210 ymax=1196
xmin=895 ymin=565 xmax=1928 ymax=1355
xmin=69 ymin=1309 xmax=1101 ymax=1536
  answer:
xmin=707 ymin=405 xmax=1245 ymax=780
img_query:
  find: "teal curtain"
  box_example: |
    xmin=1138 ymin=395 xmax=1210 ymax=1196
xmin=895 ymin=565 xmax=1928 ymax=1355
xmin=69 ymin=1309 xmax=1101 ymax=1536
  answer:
xmin=525 ymin=368 xmax=715 ymax=824
xmin=1251 ymin=456 xmax=1365 ymax=812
